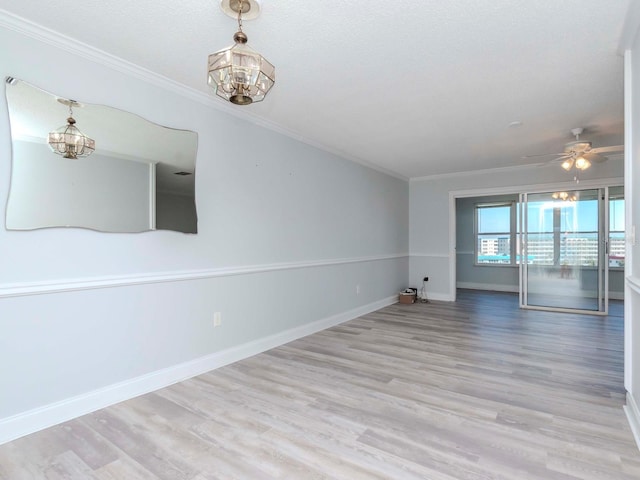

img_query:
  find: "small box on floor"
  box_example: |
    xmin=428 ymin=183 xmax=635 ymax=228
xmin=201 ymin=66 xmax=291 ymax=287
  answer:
xmin=398 ymin=288 xmax=417 ymax=304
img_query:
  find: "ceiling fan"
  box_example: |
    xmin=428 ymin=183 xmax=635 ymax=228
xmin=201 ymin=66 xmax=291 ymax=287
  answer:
xmin=524 ymin=127 xmax=623 ymax=181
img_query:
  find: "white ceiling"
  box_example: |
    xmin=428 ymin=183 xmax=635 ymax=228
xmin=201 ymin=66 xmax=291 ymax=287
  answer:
xmin=0 ymin=0 xmax=631 ymax=179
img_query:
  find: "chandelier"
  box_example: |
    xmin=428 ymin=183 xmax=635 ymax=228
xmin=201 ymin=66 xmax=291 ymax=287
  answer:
xmin=48 ymin=99 xmax=95 ymax=159
xmin=551 ymin=191 xmax=577 ymax=202
xmin=207 ymin=0 xmax=275 ymax=105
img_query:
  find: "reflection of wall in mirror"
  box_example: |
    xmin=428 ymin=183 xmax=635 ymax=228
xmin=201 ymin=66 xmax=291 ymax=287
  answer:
xmin=6 ymin=140 xmax=153 ymax=232
xmin=156 ymin=191 xmax=197 ymax=233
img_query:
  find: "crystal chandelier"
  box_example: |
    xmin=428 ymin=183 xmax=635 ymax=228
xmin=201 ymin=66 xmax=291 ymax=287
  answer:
xmin=551 ymin=191 xmax=577 ymax=202
xmin=48 ymin=99 xmax=95 ymax=159
xmin=207 ymin=0 xmax=275 ymax=105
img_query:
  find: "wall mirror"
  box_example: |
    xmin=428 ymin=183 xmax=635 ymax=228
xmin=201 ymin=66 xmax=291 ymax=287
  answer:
xmin=4 ymin=78 xmax=198 ymax=233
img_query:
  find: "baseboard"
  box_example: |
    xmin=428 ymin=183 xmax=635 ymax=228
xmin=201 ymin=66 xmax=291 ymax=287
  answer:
xmin=421 ymin=292 xmax=454 ymax=302
xmin=625 ymin=392 xmax=640 ymax=452
xmin=0 ymin=295 xmax=397 ymax=445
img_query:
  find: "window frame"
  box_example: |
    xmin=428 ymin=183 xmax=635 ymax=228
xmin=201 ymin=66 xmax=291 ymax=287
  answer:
xmin=609 ymin=191 xmax=625 ymax=270
xmin=474 ymin=202 xmax=518 ymax=267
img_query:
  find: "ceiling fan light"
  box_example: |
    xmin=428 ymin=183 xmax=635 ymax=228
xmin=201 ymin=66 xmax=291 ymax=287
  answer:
xmin=575 ymin=156 xmax=591 ymax=170
xmin=561 ymin=158 xmax=574 ymax=171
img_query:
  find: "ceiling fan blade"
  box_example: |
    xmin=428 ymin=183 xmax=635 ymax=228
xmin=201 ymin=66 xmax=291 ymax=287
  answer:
xmin=590 ymin=145 xmax=623 ymax=154
xmin=584 ymin=152 xmax=607 ymax=163
xmin=521 ymin=152 xmax=565 ymax=159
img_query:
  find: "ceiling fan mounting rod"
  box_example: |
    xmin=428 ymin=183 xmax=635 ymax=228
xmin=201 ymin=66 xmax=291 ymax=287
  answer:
xmin=571 ymin=127 xmax=584 ymax=140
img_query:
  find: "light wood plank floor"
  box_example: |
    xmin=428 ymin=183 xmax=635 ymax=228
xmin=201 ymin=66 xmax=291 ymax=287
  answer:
xmin=1 ymin=290 xmax=639 ymax=479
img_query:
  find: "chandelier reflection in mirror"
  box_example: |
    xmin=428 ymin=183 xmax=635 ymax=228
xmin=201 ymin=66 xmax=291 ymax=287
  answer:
xmin=48 ymin=99 xmax=95 ymax=159
xmin=208 ymin=0 xmax=275 ymax=105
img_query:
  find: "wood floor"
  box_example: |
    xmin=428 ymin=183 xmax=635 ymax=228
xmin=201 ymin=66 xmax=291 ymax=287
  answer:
xmin=1 ymin=290 xmax=639 ymax=479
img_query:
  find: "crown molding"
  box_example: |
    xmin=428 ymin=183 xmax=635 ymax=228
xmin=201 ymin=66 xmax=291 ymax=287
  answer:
xmin=410 ymin=161 xmax=548 ymax=183
xmin=410 ymin=153 xmax=624 ymax=183
xmin=0 ymin=9 xmax=214 ymax=107
xmin=447 ymin=177 xmax=624 ymax=199
xmin=0 ymin=9 xmax=408 ymax=182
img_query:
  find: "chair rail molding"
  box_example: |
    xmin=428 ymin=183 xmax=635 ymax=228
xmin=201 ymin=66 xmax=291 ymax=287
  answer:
xmin=0 ymin=254 xmax=409 ymax=298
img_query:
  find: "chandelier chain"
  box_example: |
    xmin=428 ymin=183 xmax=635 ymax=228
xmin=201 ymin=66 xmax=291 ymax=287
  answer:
xmin=237 ymin=0 xmax=244 ymax=32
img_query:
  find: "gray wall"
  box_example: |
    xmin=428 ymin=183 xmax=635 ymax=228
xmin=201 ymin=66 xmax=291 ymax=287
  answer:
xmin=0 ymin=25 xmax=409 ymax=442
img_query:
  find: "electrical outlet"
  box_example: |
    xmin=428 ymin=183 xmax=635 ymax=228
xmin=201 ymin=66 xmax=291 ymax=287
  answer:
xmin=356 ymin=284 xmax=361 ymax=295
xmin=213 ymin=312 xmax=222 ymax=327
xmin=423 ymin=277 xmax=429 ymax=282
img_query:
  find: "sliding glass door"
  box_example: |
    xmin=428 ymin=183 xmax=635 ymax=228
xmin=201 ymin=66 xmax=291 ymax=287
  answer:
xmin=520 ymin=189 xmax=607 ymax=314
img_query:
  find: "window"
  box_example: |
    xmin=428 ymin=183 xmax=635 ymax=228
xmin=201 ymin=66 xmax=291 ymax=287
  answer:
xmin=558 ymin=198 xmax=598 ymax=267
xmin=525 ymin=199 xmax=556 ymax=265
xmin=473 ymin=187 xmax=624 ymax=269
xmin=475 ymin=203 xmax=516 ymax=265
